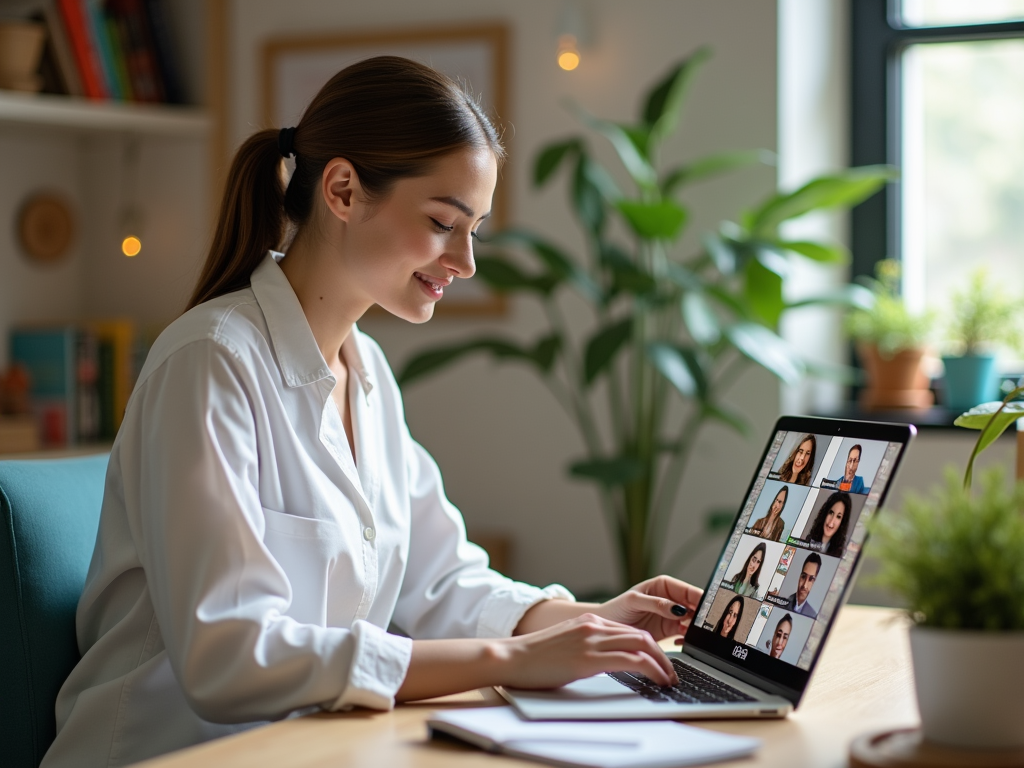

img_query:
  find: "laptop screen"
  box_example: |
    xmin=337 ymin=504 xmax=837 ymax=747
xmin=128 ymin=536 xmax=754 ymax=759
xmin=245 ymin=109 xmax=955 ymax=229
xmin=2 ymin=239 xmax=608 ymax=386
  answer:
xmin=684 ymin=416 xmax=914 ymax=700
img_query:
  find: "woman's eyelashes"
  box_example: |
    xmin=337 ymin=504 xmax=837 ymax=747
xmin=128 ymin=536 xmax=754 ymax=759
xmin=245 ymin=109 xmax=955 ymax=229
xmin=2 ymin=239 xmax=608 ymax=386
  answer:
xmin=430 ymin=217 xmax=481 ymax=240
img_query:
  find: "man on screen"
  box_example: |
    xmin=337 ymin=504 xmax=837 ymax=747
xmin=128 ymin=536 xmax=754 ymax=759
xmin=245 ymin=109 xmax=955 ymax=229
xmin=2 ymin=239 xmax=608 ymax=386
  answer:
xmin=779 ymin=554 xmax=820 ymax=618
xmin=827 ymin=444 xmax=869 ymax=494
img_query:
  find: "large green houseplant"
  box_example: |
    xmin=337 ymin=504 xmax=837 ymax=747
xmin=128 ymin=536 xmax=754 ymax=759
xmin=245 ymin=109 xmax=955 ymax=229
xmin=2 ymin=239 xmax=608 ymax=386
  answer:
xmin=872 ymin=384 xmax=1024 ymax=749
xmin=399 ymin=50 xmax=894 ymax=589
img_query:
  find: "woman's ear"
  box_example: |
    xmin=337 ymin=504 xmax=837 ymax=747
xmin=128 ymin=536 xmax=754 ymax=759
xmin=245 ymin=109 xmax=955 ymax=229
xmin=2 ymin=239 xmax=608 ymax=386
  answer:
xmin=321 ymin=158 xmax=361 ymax=223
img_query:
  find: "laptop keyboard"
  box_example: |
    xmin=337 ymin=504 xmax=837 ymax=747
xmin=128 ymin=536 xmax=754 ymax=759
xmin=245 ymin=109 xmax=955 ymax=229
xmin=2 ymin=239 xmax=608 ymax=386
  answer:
xmin=609 ymin=658 xmax=757 ymax=704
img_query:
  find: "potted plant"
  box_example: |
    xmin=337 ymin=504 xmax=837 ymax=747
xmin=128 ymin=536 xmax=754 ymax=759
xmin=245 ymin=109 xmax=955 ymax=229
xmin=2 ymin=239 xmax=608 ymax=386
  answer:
xmin=872 ymin=385 xmax=1024 ymax=749
xmin=845 ymin=259 xmax=935 ymax=410
xmin=398 ymin=49 xmax=895 ymax=589
xmin=941 ymin=268 xmax=1023 ymax=413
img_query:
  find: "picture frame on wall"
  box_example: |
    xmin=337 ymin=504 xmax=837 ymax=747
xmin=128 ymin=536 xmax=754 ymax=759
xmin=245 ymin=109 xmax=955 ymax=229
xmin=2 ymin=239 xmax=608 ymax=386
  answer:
xmin=263 ymin=24 xmax=509 ymax=316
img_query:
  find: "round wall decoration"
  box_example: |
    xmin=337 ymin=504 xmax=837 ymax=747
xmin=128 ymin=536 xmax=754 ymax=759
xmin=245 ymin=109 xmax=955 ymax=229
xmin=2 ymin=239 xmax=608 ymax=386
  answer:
xmin=17 ymin=193 xmax=76 ymax=264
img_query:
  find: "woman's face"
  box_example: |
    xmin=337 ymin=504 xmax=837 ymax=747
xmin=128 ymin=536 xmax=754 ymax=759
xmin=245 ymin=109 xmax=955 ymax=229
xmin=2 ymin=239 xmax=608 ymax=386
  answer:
xmin=721 ymin=602 xmax=740 ymax=635
xmin=769 ymin=491 xmax=785 ymax=518
xmin=823 ymin=501 xmax=845 ymax=540
xmin=324 ymin=147 xmax=498 ymax=323
xmin=746 ymin=549 xmax=763 ymax=578
xmin=792 ymin=440 xmax=813 ymax=474
xmin=770 ymin=621 xmax=791 ymax=658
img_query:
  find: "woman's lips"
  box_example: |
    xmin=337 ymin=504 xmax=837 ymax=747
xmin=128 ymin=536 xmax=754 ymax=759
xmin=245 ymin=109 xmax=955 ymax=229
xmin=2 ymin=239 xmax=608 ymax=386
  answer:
xmin=414 ymin=272 xmax=451 ymax=298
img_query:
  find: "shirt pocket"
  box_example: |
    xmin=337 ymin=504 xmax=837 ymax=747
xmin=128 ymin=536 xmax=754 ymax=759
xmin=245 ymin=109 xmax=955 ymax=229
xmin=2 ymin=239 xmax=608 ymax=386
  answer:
xmin=260 ymin=507 xmax=358 ymax=627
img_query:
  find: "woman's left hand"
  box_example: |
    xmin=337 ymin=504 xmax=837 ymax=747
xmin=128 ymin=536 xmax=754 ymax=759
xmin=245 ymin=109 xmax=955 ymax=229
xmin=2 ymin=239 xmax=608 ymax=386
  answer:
xmin=592 ymin=576 xmax=703 ymax=642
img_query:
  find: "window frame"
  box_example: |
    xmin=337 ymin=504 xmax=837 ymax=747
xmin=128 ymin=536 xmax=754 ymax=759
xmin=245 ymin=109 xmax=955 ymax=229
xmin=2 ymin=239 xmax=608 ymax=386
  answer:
xmin=850 ymin=0 xmax=1024 ymax=281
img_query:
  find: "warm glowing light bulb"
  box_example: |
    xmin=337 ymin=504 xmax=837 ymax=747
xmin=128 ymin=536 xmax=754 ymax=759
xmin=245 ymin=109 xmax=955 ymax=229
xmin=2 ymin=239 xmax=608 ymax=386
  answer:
xmin=557 ymin=34 xmax=580 ymax=71
xmin=122 ymin=235 xmax=142 ymax=257
xmin=558 ymin=49 xmax=580 ymax=70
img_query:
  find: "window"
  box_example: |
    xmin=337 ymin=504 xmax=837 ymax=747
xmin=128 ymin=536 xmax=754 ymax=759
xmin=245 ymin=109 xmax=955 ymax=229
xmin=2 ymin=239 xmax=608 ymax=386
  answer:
xmin=851 ymin=1 xmax=1024 ymax=346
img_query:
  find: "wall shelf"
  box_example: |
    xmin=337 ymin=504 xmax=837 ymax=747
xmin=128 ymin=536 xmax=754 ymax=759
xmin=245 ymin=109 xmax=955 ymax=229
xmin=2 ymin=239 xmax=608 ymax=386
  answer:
xmin=0 ymin=91 xmax=209 ymax=137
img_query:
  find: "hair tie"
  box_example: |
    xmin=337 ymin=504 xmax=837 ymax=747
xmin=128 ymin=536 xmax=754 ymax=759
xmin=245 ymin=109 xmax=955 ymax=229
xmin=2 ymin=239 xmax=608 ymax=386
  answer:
xmin=278 ymin=127 xmax=297 ymax=159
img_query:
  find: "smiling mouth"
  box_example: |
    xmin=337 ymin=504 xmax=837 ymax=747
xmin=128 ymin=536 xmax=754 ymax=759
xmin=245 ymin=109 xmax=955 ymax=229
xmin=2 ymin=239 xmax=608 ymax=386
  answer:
xmin=414 ymin=272 xmax=451 ymax=296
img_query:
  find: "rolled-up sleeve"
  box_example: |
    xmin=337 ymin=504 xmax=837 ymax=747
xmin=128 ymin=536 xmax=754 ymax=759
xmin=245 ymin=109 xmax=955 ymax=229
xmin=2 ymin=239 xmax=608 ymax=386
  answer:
xmin=391 ymin=432 xmax=574 ymax=641
xmin=121 ymin=338 xmax=411 ymax=721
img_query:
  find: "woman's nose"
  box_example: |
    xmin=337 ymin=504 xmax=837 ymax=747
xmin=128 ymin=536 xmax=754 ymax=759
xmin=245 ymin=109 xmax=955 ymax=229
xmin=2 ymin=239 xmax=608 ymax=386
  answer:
xmin=440 ymin=234 xmax=476 ymax=279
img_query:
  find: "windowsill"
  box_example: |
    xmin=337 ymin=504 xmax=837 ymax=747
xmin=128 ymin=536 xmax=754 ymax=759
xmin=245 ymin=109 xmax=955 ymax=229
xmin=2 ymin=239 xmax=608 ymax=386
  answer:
xmin=814 ymin=404 xmax=1018 ymax=434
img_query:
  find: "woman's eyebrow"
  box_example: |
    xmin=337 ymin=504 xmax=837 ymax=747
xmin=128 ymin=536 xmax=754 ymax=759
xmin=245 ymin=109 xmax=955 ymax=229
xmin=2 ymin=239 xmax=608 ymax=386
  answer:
xmin=431 ymin=196 xmax=491 ymax=220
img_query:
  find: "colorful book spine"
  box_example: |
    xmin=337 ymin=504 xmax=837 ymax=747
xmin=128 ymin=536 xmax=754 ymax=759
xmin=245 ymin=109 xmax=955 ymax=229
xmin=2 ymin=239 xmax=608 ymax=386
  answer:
xmin=57 ymin=0 xmax=107 ymax=98
xmin=85 ymin=319 xmax=137 ymax=435
xmin=84 ymin=0 xmax=123 ymax=100
xmin=104 ymin=11 xmax=135 ymax=101
xmin=10 ymin=326 xmax=78 ymax=448
xmin=42 ymin=1 xmax=85 ymax=96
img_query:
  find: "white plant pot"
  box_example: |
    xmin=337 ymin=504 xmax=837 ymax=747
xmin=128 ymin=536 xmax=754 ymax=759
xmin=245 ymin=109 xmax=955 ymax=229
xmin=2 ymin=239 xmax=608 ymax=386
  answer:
xmin=911 ymin=625 xmax=1024 ymax=749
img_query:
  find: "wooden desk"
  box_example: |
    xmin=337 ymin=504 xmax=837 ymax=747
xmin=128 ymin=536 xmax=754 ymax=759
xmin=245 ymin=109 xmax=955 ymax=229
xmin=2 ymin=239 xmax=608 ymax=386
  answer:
xmin=139 ymin=605 xmax=918 ymax=768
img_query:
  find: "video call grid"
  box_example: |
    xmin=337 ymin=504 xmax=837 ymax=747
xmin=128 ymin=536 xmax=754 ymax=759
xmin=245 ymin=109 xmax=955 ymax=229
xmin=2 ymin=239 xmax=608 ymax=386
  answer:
xmin=697 ymin=431 xmax=897 ymax=671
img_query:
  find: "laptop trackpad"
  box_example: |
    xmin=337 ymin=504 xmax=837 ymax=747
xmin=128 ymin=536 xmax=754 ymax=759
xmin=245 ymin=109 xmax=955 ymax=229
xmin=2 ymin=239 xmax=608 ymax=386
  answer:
xmin=507 ymin=674 xmax=638 ymax=701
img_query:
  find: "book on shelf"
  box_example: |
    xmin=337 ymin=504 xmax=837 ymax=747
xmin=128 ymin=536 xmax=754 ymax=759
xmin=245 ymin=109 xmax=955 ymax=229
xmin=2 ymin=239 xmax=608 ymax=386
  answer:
xmin=33 ymin=0 xmax=182 ymax=104
xmin=8 ymin=319 xmax=140 ymax=451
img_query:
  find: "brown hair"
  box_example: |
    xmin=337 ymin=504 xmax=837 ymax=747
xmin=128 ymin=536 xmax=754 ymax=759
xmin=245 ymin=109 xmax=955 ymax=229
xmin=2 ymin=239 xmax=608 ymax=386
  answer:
xmin=187 ymin=56 xmax=504 ymax=310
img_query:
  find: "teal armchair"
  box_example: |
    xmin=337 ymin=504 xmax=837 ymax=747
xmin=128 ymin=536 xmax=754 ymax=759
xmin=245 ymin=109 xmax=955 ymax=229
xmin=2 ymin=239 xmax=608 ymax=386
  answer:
xmin=0 ymin=454 xmax=108 ymax=768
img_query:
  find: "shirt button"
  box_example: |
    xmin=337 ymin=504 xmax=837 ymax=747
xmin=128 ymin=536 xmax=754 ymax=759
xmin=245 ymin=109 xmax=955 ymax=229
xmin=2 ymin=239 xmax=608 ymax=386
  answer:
xmin=363 ymin=526 xmax=375 ymax=541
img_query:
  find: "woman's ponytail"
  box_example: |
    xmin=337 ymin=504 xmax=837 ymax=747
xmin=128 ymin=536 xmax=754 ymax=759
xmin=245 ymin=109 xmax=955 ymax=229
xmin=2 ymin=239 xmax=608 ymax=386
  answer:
xmin=186 ymin=129 xmax=287 ymax=310
xmin=186 ymin=56 xmax=504 ymax=311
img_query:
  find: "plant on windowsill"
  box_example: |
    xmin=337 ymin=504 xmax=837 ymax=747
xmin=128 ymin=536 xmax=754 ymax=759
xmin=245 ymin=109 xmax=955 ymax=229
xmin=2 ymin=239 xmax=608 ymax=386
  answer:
xmin=871 ymin=384 xmax=1024 ymax=750
xmin=398 ymin=48 xmax=895 ymax=590
xmin=844 ymin=258 xmax=935 ymax=411
xmin=940 ymin=268 xmax=1023 ymax=413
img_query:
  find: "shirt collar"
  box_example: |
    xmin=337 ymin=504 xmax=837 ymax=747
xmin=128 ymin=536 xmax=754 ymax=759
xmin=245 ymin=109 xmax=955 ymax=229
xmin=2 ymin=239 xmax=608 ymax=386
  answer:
xmin=250 ymin=252 xmax=373 ymax=397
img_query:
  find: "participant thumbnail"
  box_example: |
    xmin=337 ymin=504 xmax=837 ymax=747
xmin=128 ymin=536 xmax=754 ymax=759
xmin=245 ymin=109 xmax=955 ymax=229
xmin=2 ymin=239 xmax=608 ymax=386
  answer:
xmin=752 ymin=607 xmax=814 ymax=665
xmin=794 ymin=490 xmax=868 ymax=558
xmin=745 ymin=480 xmax=810 ymax=543
xmin=701 ymin=589 xmax=761 ymax=643
xmin=721 ymin=535 xmax=786 ymax=601
xmin=818 ymin=438 xmax=887 ymax=495
xmin=764 ymin=548 xmax=840 ymax=619
xmin=768 ymin=432 xmax=831 ymax=486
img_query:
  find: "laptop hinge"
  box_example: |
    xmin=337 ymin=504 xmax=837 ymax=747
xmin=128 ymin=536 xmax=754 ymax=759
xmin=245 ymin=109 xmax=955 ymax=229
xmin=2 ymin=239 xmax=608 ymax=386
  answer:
xmin=681 ymin=646 xmax=801 ymax=706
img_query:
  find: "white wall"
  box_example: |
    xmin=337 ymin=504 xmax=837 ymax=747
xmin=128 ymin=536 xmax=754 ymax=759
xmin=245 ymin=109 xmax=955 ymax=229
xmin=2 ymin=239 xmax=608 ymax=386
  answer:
xmin=226 ymin=0 xmax=780 ymax=595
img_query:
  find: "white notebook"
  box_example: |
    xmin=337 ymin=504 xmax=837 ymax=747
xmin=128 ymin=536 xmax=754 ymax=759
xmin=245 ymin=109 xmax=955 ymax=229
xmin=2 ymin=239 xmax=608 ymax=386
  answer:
xmin=427 ymin=706 xmax=761 ymax=768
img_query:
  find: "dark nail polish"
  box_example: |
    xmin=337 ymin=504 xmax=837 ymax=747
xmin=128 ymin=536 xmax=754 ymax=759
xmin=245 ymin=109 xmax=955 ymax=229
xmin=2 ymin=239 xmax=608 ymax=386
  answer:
xmin=671 ymin=604 xmax=688 ymax=617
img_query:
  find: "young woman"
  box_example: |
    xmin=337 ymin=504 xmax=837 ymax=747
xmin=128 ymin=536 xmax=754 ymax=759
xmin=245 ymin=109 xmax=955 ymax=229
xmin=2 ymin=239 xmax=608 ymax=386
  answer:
xmin=776 ymin=434 xmax=816 ymax=485
xmin=749 ymin=486 xmax=789 ymax=542
xmin=42 ymin=58 xmax=702 ymax=768
xmin=728 ymin=541 xmax=767 ymax=598
xmin=712 ymin=595 xmax=745 ymax=640
xmin=805 ymin=491 xmax=853 ymax=557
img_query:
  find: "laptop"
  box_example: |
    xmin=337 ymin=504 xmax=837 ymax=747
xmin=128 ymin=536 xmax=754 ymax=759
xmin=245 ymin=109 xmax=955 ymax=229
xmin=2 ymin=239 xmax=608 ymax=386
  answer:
xmin=498 ymin=415 xmax=915 ymax=720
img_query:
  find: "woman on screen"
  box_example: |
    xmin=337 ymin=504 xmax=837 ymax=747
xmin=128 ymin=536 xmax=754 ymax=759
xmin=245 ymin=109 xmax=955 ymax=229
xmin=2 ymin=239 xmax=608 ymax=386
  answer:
xmin=768 ymin=614 xmax=793 ymax=659
xmin=750 ymin=486 xmax=789 ymax=542
xmin=805 ymin=491 xmax=853 ymax=557
xmin=713 ymin=595 xmax=745 ymax=640
xmin=777 ymin=434 xmax=817 ymax=485
xmin=728 ymin=542 xmax=767 ymax=598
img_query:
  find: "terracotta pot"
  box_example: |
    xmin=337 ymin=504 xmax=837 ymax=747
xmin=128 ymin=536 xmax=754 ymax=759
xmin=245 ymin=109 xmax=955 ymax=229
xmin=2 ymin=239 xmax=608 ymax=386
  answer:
xmin=0 ymin=21 xmax=46 ymax=83
xmin=911 ymin=626 xmax=1024 ymax=749
xmin=857 ymin=343 xmax=934 ymax=410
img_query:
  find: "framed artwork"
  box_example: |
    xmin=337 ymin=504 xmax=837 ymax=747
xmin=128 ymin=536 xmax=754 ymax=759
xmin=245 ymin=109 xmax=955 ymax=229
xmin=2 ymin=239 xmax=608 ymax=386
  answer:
xmin=263 ymin=24 xmax=510 ymax=316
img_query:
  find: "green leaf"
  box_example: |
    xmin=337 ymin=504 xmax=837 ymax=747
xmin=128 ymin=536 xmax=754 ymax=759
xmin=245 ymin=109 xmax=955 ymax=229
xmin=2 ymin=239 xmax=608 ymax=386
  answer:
xmin=531 ymin=334 xmax=562 ymax=372
xmin=682 ymin=292 xmax=721 ymax=346
xmin=642 ymin=47 xmax=711 ymax=144
xmin=584 ymin=318 xmax=633 ymax=385
xmin=569 ymin=104 xmax=658 ymax=190
xmin=474 ymin=255 xmax=557 ymax=294
xmin=569 ymin=457 xmax=646 ymax=486
xmin=748 ymin=165 xmax=899 ymax=236
xmin=702 ymin=232 xmax=737 ymax=275
xmin=601 ymin=244 xmax=658 ymax=296
xmin=397 ymin=335 xmax=563 ymax=386
xmin=725 ymin=322 xmax=804 ymax=384
xmin=786 ymin=283 xmax=875 ymax=310
xmin=617 ymin=200 xmax=688 ymax=240
xmin=705 ymin=507 xmax=739 ymax=532
xmin=744 ymin=255 xmax=785 ymax=327
xmin=572 ymin=154 xmax=607 ymax=237
xmin=534 ymin=139 xmax=580 ymax=186
xmin=776 ymin=240 xmax=847 ymax=263
xmin=702 ymin=403 xmax=751 ymax=436
xmin=489 ymin=230 xmax=600 ymax=301
xmin=955 ymin=398 xmax=1024 ymax=488
xmin=661 ymin=149 xmax=776 ymax=195
xmin=647 ymin=342 xmax=707 ymax=398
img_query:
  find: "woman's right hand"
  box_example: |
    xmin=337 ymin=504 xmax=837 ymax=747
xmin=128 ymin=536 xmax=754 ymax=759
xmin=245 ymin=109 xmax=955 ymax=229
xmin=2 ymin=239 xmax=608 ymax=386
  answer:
xmin=495 ymin=613 xmax=677 ymax=689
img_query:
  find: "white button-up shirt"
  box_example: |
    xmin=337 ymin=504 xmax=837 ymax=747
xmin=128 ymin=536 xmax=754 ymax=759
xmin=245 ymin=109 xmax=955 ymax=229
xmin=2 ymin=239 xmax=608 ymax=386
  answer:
xmin=43 ymin=253 xmax=571 ymax=768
